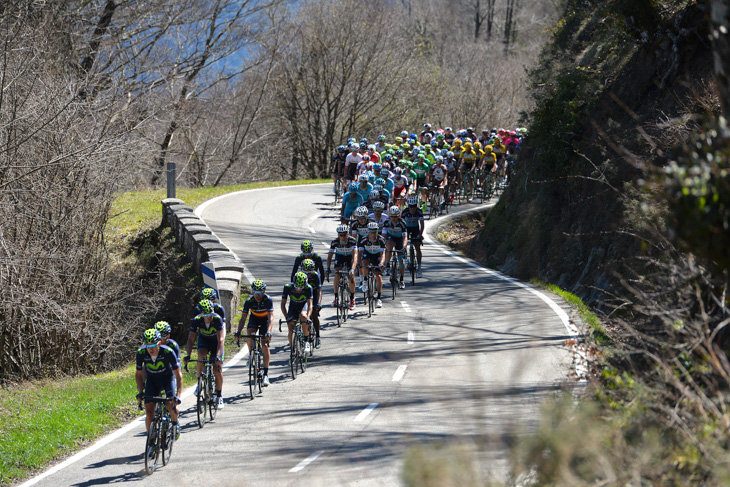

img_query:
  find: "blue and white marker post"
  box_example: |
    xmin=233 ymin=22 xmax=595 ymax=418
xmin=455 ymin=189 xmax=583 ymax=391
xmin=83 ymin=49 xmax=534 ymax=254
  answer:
xmin=201 ymin=262 xmax=218 ymax=293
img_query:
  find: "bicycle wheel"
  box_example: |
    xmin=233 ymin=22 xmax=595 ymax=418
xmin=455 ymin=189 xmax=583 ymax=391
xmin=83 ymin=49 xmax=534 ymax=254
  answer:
xmin=248 ymin=351 xmax=257 ymax=399
xmin=290 ymin=337 xmax=299 ymax=379
xmin=196 ymin=375 xmax=207 ymax=428
xmin=144 ymin=419 xmax=160 ymax=475
xmin=339 ymin=283 xmax=348 ymax=324
xmin=366 ymin=274 xmax=373 ymax=317
xmin=208 ymin=371 xmax=218 ymax=421
xmin=299 ymin=334 xmax=307 ymax=373
xmin=409 ymin=245 xmax=416 ymax=285
xmin=161 ymin=418 xmax=172 ymax=466
xmin=390 ymin=259 xmax=397 ymax=299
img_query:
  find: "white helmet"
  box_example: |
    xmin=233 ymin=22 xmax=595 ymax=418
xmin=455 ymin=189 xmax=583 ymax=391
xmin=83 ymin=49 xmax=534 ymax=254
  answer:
xmin=388 ymin=205 xmax=401 ymax=216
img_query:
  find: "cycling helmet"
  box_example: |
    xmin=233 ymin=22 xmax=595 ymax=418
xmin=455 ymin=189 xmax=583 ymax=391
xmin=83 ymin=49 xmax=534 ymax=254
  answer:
xmin=467 ymin=127 xmax=475 ymax=132
xmin=144 ymin=329 xmax=161 ymax=344
xmin=384 ymin=153 xmax=392 ymax=161
xmin=400 ymin=130 xmax=408 ymax=138
xmin=348 ymin=137 xmax=356 ymax=144
xmin=252 ymin=279 xmax=267 ymax=292
xmin=453 ymin=139 xmax=462 ymax=146
xmin=367 ymin=145 xmax=375 ymax=152
xmin=367 ymin=222 xmax=379 ymax=232
xmin=375 ymin=178 xmax=386 ymax=186
xmin=445 ymin=126 xmax=453 ymax=132
xmin=299 ymin=240 xmax=312 ymax=253
xmin=372 ymin=201 xmax=386 ymax=211
xmin=367 ymin=173 xmax=375 ymax=183
xmin=356 ymin=174 xmax=367 ymax=183
xmin=402 ymin=143 xmax=410 ymax=150
xmin=412 ymin=147 xmax=420 ymax=156
xmin=409 ymin=133 xmax=417 ymax=140
xmin=485 ymin=145 xmax=493 ymax=152
xmin=350 ymin=144 xmax=358 ymax=151
xmin=349 ymin=182 xmax=359 ymax=192
xmin=474 ymin=141 xmax=482 ymax=148
xmin=372 ymin=163 xmax=382 ymax=171
xmin=359 ymin=142 xmax=367 ymax=150
xmin=393 ymin=167 xmax=402 ymax=175
xmin=199 ymin=299 xmax=214 ymax=314
xmin=436 ymin=134 xmax=445 ymax=140
xmin=361 ymin=137 xmax=368 ymax=144
xmin=380 ymin=169 xmax=390 ymax=177
xmin=302 ymin=259 xmax=316 ymax=272
xmin=369 ymin=190 xmax=380 ymax=200
xmin=201 ymin=287 xmax=219 ymax=301
xmin=435 ymin=155 xmax=444 ymax=162
xmin=482 ymin=129 xmax=489 ymax=135
xmin=356 ymin=206 xmax=369 ymax=217
xmin=373 ymin=184 xmax=383 ymax=192
xmin=362 ymin=153 xmax=370 ymax=161
xmin=447 ymin=151 xmax=455 ymax=158
xmin=154 ymin=321 xmax=172 ymax=336
xmin=441 ymin=149 xmax=448 ymax=156
xmin=336 ymin=224 xmax=350 ymax=234
xmin=377 ymin=134 xmax=386 ymax=141
xmin=388 ymin=205 xmax=401 ymax=216
xmin=464 ymin=141 xmax=472 ymax=148
xmin=395 ymin=136 xmax=403 ymax=143
xmin=424 ymin=123 xmax=432 ymax=130
xmin=294 ymin=272 xmax=308 ymax=289
xmin=338 ymin=144 xmax=347 ymax=153
xmin=406 ymin=196 xmax=418 ymax=206
xmin=396 ymin=149 xmax=404 ymax=157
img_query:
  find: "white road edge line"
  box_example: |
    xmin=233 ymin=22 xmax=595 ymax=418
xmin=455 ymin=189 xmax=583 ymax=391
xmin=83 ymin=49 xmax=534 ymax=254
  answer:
xmin=309 ymin=227 xmax=316 ymax=234
xmin=355 ymin=403 xmax=378 ymax=422
xmin=408 ymin=331 xmax=415 ymax=344
xmin=400 ymin=301 xmax=411 ymax=312
xmin=289 ymin=450 xmax=325 ymax=473
xmin=392 ymin=365 xmax=407 ymax=381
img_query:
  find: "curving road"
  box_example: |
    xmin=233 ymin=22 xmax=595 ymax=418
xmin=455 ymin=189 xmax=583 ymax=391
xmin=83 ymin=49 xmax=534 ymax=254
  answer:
xmin=23 ymin=183 xmax=581 ymax=487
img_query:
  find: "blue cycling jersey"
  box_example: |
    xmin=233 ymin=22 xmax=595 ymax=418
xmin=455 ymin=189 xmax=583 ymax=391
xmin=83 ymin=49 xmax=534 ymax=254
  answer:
xmin=342 ymin=192 xmax=365 ymax=215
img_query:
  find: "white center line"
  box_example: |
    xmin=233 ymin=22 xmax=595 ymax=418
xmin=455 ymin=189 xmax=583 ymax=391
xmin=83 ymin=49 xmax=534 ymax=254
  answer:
xmin=408 ymin=331 xmax=415 ymax=344
xmin=289 ymin=450 xmax=325 ymax=473
xmin=400 ymin=301 xmax=411 ymax=312
xmin=392 ymin=365 xmax=407 ymax=381
xmin=355 ymin=403 xmax=378 ymax=422
xmin=309 ymin=227 xmax=316 ymax=234
xmin=321 ymin=241 xmax=329 ymax=247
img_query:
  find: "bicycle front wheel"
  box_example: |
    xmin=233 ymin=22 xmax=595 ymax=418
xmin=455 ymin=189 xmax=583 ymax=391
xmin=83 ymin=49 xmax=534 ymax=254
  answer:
xmin=248 ymin=352 xmax=257 ymax=399
xmin=208 ymin=372 xmax=218 ymax=421
xmin=144 ymin=420 xmax=160 ymax=475
xmin=410 ymin=246 xmax=416 ymax=285
xmin=299 ymin=335 xmax=307 ymax=373
xmin=161 ymin=419 xmax=172 ymax=466
xmin=390 ymin=260 xmax=398 ymax=299
xmin=196 ymin=375 xmax=207 ymax=428
xmin=290 ymin=339 xmax=299 ymax=379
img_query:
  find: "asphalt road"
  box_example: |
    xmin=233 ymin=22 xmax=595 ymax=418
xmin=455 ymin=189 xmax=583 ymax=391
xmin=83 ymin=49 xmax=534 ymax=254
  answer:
xmin=23 ymin=183 xmax=581 ymax=487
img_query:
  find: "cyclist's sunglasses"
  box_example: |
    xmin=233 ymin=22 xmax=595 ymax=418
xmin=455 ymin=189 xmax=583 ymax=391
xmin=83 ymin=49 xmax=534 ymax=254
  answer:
xmin=253 ymin=290 xmax=263 ymax=295
xmin=338 ymin=232 xmax=348 ymax=236
xmin=368 ymin=229 xmax=378 ymax=233
xmin=144 ymin=342 xmax=160 ymax=349
xmin=374 ymin=209 xmax=383 ymax=212
xmin=203 ymin=313 xmax=214 ymax=317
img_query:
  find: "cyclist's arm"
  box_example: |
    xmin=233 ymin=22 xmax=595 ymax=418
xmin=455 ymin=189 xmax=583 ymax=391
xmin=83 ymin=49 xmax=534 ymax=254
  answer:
xmin=291 ymin=257 xmax=301 ymax=282
xmin=185 ymin=330 xmax=196 ymax=358
xmin=216 ymin=329 xmax=225 ymax=361
xmin=135 ymin=369 xmax=144 ymax=397
xmin=173 ymin=366 xmax=183 ymax=396
xmin=236 ymin=312 xmax=248 ymax=336
xmin=267 ymin=311 xmax=274 ymax=335
xmin=306 ymin=298 xmax=313 ymax=319
xmin=280 ymin=296 xmax=288 ymax=318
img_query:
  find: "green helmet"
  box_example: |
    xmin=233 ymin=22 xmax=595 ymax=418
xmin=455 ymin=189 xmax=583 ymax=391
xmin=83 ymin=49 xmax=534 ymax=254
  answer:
xmin=199 ymin=299 xmax=213 ymax=314
xmin=252 ymin=279 xmax=266 ymax=292
xmin=302 ymin=259 xmax=315 ymax=272
xmin=154 ymin=321 xmax=171 ymax=336
xmin=201 ymin=288 xmax=218 ymax=301
xmin=144 ymin=328 xmax=161 ymax=344
xmin=301 ymin=240 xmax=313 ymax=253
xmin=294 ymin=272 xmax=307 ymax=288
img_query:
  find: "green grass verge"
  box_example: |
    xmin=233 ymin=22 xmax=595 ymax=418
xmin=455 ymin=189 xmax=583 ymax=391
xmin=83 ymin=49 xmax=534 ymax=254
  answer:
xmin=531 ymin=279 xmax=609 ymax=344
xmin=107 ymin=179 xmax=329 ymax=240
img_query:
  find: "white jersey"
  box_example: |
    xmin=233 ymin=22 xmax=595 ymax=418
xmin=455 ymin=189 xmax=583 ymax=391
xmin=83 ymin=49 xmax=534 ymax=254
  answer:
xmin=345 ymin=153 xmax=363 ymax=169
xmin=368 ymin=212 xmax=389 ymax=228
xmin=432 ymin=164 xmax=447 ymax=182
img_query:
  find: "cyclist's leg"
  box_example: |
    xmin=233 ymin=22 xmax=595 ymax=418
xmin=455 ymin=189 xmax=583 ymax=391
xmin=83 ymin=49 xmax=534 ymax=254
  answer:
xmin=163 ymin=377 xmax=178 ymax=422
xmin=196 ymin=345 xmax=208 ymax=377
xmin=397 ymin=240 xmax=406 ymax=277
xmin=333 ymin=264 xmax=342 ymax=303
xmin=208 ymin=341 xmax=223 ymax=393
xmin=299 ymin=308 xmax=309 ymax=338
xmin=142 ymin=379 xmax=158 ymax=432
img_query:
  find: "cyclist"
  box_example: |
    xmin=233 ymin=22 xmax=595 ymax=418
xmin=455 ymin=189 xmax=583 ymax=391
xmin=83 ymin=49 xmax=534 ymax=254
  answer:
xmin=281 ymin=271 xmax=314 ymax=353
xmin=369 ymin=200 xmax=388 ymax=229
xmin=341 ymin=182 xmax=365 ymax=222
xmin=391 ymin=167 xmax=409 ymax=207
xmin=330 ymin=145 xmax=347 ymax=194
xmin=379 ymin=168 xmax=394 ymax=195
xmin=154 ymin=321 xmax=180 ymax=361
xmin=136 ymin=329 xmax=182 ymax=444
xmin=183 ymin=300 xmax=225 ymax=409
xmin=420 ymin=123 xmax=435 ymax=143
xmin=430 ymin=155 xmax=448 ymax=210
xmin=374 ymin=135 xmax=387 ymax=153
xmin=412 ymin=155 xmax=431 ymax=209
xmin=291 ymin=239 xmax=326 ymax=283
xmin=443 ymin=126 xmax=455 ymax=144
xmin=326 ymin=223 xmax=358 ymax=311
xmin=402 ymin=196 xmax=425 ymax=277
xmin=234 ymin=279 xmax=273 ymax=387
xmin=382 ymin=205 xmax=408 ymax=289
xmin=357 ymin=221 xmax=386 ymax=308
xmin=302 ymin=259 xmax=323 ymax=348
xmin=349 ymin=206 xmax=372 ymax=290
xmin=344 ymin=144 xmax=361 ymax=186
xmin=372 ymin=182 xmax=391 ymax=206
xmin=445 ymin=151 xmax=458 ymax=200
xmin=194 ymin=288 xmax=225 ymax=323
xmin=356 ymin=173 xmax=373 ymax=202
xmin=460 ymin=141 xmax=477 ymax=201
xmin=480 ymin=145 xmax=497 ymax=195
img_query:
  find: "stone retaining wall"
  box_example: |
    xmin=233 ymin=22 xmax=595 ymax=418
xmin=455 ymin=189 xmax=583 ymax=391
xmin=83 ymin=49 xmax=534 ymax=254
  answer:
xmin=161 ymin=198 xmax=243 ymax=332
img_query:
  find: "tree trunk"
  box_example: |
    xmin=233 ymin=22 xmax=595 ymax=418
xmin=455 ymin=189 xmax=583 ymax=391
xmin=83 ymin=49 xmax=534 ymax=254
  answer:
xmin=710 ymin=0 xmax=730 ymax=121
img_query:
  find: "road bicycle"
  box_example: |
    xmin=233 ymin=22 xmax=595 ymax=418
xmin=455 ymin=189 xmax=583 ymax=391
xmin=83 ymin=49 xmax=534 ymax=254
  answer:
xmin=407 ymin=238 xmax=417 ymax=286
xmin=458 ymin=171 xmax=474 ymax=204
xmin=139 ymin=395 xmax=177 ymax=475
xmin=362 ymin=263 xmax=380 ymax=317
xmin=333 ymin=176 xmax=343 ymax=206
xmin=239 ymin=334 xmax=266 ymax=399
xmin=279 ymin=318 xmax=310 ymax=379
xmin=331 ymin=269 xmax=350 ymax=327
xmin=388 ymin=248 xmax=405 ymax=299
xmin=185 ymin=358 xmax=218 ymax=428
